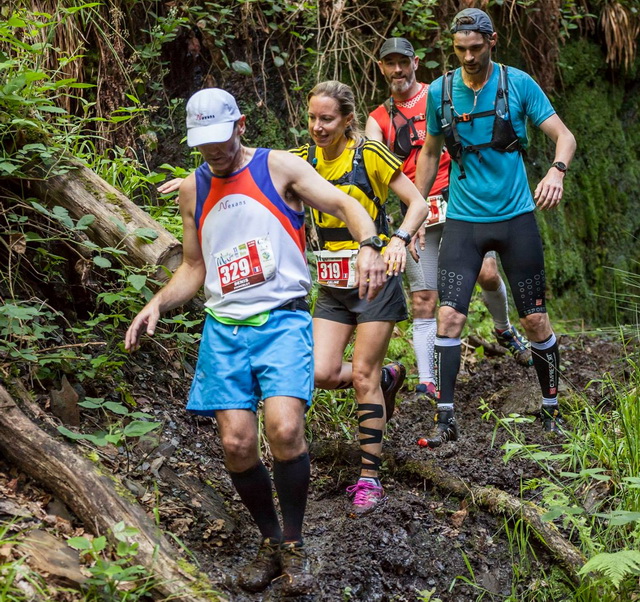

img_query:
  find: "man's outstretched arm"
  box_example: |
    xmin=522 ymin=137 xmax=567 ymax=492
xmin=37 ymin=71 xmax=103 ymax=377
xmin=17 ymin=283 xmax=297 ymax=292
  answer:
xmin=270 ymin=151 xmax=388 ymax=301
xmin=534 ymin=114 xmax=577 ymax=210
xmin=125 ymin=175 xmax=206 ymax=351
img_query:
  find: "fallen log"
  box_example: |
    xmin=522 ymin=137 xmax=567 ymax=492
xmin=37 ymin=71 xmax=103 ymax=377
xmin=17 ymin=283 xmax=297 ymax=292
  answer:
xmin=12 ymin=158 xmax=182 ymax=278
xmin=467 ymin=334 xmax=508 ymax=357
xmin=0 ymin=384 xmax=223 ymax=602
xmin=310 ymin=440 xmax=585 ymax=582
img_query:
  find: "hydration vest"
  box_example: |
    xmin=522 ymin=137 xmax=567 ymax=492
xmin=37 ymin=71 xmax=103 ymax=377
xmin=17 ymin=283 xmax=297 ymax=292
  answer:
xmin=306 ymin=143 xmax=388 ymax=247
xmin=441 ymin=64 xmax=524 ymax=180
xmin=382 ymin=96 xmax=425 ymax=160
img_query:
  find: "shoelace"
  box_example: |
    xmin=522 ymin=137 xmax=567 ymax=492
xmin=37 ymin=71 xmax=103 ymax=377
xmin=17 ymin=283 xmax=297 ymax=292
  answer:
xmin=281 ymin=544 xmax=306 ymax=569
xmin=253 ymin=542 xmax=279 ymax=565
xmin=346 ymin=481 xmax=380 ymax=505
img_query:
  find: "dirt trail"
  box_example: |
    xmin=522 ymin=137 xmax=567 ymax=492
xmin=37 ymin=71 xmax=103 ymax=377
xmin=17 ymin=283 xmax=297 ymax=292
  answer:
xmin=177 ymin=335 xmax=621 ymax=601
xmin=0 ymin=335 xmax=622 ymax=601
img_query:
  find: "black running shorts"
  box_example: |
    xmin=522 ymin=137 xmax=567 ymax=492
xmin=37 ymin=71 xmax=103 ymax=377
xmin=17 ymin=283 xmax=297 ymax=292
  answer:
xmin=438 ymin=212 xmax=546 ymax=317
xmin=313 ymin=275 xmax=408 ymax=325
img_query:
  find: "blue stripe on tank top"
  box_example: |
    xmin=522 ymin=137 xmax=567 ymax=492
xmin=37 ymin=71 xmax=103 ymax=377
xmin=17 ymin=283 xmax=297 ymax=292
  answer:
xmin=249 ymin=149 xmax=305 ymax=231
xmin=194 ymin=162 xmax=212 ymax=231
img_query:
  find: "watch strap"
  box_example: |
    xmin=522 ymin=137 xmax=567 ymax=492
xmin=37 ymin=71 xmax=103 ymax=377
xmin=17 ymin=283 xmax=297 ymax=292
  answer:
xmin=391 ymin=229 xmax=412 ymax=246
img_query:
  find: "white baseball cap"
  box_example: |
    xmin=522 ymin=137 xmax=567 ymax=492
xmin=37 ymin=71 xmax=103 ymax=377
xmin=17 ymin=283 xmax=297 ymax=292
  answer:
xmin=185 ymin=88 xmax=242 ymax=147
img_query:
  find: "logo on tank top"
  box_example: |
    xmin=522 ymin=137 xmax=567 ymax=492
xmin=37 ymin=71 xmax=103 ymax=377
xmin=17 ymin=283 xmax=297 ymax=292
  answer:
xmin=218 ymin=198 xmax=247 ymax=211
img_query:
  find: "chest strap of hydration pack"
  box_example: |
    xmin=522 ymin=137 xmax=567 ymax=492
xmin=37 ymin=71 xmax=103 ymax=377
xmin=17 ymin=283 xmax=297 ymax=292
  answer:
xmin=441 ymin=64 xmax=523 ymax=180
xmin=307 ymin=143 xmax=388 ymax=247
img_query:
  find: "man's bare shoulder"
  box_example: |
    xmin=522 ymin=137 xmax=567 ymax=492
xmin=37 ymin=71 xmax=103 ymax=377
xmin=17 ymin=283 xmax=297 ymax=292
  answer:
xmin=267 ymin=149 xmax=313 ymax=182
xmin=177 ymin=171 xmax=197 ymax=211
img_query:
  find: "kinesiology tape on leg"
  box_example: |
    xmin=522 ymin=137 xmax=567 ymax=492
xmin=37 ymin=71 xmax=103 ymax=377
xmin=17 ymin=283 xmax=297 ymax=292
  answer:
xmin=531 ymin=333 xmax=559 ymax=401
xmin=357 ymin=403 xmax=383 ymax=472
xmin=273 ymin=453 xmax=310 ymax=543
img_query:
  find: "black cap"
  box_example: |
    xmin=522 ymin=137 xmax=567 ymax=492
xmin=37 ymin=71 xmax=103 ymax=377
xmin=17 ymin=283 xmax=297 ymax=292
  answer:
xmin=451 ymin=8 xmax=495 ymax=35
xmin=379 ymin=37 xmax=415 ymax=59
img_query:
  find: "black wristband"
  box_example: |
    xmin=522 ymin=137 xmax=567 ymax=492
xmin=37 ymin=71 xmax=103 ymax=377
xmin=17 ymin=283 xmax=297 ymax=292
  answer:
xmin=391 ymin=229 xmax=411 ymax=246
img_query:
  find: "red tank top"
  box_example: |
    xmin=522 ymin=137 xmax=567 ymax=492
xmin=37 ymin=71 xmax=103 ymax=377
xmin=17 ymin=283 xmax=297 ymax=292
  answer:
xmin=370 ymin=83 xmax=450 ymax=195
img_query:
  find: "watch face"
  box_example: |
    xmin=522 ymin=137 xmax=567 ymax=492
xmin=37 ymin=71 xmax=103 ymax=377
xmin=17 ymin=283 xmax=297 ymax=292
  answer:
xmin=553 ymin=161 xmax=567 ymax=172
xmin=361 ymin=236 xmax=383 ymax=250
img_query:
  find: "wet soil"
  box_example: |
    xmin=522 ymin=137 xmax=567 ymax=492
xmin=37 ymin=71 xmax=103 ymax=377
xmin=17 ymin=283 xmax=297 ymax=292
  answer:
xmin=0 ymin=334 xmax=626 ymax=601
xmin=141 ymin=333 xmax=623 ymax=601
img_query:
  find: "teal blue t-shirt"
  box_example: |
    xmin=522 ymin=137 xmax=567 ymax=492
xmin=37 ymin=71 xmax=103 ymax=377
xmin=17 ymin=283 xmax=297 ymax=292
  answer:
xmin=426 ymin=63 xmax=555 ymax=222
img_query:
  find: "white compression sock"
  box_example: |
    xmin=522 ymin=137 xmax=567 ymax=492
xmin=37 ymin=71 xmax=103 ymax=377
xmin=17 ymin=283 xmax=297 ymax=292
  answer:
xmin=481 ymin=279 xmax=510 ymax=331
xmin=413 ymin=318 xmax=436 ymax=383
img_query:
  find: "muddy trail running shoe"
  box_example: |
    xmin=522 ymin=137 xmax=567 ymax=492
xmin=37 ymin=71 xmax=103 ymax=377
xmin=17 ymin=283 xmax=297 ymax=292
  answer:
xmin=346 ymin=480 xmax=388 ymax=516
xmin=416 ymin=381 xmax=437 ymax=401
xmin=541 ymin=405 xmax=566 ymax=435
xmin=495 ymin=326 xmax=533 ymax=366
xmin=381 ymin=361 xmax=406 ymax=420
xmin=421 ymin=409 xmax=459 ymax=449
xmin=279 ymin=541 xmax=314 ymax=596
xmin=237 ymin=537 xmax=281 ymax=593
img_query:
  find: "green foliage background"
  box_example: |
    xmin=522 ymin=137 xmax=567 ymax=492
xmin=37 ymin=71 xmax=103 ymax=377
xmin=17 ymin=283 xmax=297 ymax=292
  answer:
xmin=531 ymin=39 xmax=640 ymax=324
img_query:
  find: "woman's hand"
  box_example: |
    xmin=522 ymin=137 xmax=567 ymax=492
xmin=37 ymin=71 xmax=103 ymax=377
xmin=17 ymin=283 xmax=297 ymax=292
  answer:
xmin=158 ymin=178 xmax=185 ymax=202
xmin=383 ymin=237 xmax=408 ymax=277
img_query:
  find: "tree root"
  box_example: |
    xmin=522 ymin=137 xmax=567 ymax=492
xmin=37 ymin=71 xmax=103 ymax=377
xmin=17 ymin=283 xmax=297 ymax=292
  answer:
xmin=310 ymin=440 xmax=585 ymax=583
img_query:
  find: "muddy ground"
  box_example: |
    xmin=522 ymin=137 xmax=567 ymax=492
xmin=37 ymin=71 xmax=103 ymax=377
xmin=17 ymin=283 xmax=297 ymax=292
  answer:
xmin=0 ymin=333 xmax=626 ymax=601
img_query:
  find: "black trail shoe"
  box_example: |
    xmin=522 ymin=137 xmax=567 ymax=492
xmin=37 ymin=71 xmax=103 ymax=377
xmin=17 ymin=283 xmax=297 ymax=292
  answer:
xmin=424 ymin=409 xmax=459 ymax=448
xmin=541 ymin=405 xmax=566 ymax=435
xmin=279 ymin=541 xmax=314 ymax=596
xmin=237 ymin=537 xmax=281 ymax=593
xmin=381 ymin=361 xmax=406 ymax=421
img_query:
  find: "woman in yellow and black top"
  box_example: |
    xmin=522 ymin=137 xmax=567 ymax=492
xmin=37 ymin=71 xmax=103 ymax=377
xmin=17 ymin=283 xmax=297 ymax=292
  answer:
xmin=291 ymin=80 xmax=428 ymax=516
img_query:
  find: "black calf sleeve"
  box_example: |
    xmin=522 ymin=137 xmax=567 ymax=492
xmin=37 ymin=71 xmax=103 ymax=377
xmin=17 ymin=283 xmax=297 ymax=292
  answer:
xmin=273 ymin=453 xmax=310 ymax=542
xmin=531 ymin=334 xmax=560 ymax=401
xmin=434 ymin=338 xmax=461 ymax=406
xmin=229 ymin=461 xmax=281 ymax=540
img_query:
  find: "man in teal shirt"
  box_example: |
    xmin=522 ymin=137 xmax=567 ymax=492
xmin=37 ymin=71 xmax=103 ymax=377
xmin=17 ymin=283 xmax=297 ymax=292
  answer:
xmin=415 ymin=8 xmax=576 ymax=445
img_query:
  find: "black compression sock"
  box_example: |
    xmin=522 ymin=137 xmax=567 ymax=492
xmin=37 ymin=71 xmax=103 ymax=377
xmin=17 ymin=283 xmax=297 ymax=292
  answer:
xmin=531 ymin=333 xmax=560 ymax=401
xmin=273 ymin=453 xmax=310 ymax=543
xmin=229 ymin=461 xmax=282 ymax=541
xmin=434 ymin=337 xmax=461 ymax=406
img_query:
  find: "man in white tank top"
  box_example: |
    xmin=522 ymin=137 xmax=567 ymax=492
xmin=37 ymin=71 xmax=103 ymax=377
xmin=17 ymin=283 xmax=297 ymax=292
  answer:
xmin=125 ymin=89 xmax=391 ymax=596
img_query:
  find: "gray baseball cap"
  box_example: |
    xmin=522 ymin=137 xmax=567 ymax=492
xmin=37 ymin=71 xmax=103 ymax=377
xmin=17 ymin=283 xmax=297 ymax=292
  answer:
xmin=379 ymin=37 xmax=415 ymax=59
xmin=451 ymin=8 xmax=495 ymax=35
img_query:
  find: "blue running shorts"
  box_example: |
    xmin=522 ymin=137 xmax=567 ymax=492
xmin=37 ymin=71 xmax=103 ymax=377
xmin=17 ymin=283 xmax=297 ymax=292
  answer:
xmin=187 ymin=309 xmax=314 ymax=415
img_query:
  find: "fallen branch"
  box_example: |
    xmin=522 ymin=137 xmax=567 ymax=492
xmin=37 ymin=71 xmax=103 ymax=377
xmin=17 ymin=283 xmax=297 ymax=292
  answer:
xmin=467 ymin=334 xmax=508 ymax=357
xmin=9 ymin=158 xmax=182 ymax=278
xmin=0 ymin=384 xmax=223 ymax=602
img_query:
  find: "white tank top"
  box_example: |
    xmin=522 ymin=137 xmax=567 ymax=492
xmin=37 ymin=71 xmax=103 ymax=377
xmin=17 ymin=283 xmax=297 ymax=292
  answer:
xmin=194 ymin=149 xmax=310 ymax=321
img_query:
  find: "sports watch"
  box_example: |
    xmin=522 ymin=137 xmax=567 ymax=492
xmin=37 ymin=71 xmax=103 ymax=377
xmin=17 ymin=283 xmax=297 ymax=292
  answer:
xmin=552 ymin=161 xmax=567 ymax=173
xmin=359 ymin=235 xmax=384 ymax=252
xmin=391 ymin=229 xmax=412 ymax=246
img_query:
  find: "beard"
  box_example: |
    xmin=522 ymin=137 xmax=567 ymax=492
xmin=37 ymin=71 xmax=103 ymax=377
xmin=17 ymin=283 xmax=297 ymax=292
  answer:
xmin=462 ymin=63 xmax=481 ymax=75
xmin=388 ymin=74 xmax=414 ymax=95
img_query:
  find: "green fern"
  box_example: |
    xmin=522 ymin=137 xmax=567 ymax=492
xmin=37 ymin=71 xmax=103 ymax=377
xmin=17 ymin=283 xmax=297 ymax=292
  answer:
xmin=578 ymin=550 xmax=640 ymax=588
